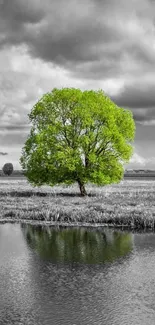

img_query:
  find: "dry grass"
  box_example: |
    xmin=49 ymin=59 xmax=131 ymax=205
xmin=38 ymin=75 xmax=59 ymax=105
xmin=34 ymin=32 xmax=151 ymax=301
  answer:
xmin=1 ymin=178 xmax=155 ymax=229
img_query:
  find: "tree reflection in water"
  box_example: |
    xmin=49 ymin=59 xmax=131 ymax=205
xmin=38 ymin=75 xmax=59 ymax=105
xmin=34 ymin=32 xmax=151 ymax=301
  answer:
xmin=21 ymin=224 xmax=133 ymax=264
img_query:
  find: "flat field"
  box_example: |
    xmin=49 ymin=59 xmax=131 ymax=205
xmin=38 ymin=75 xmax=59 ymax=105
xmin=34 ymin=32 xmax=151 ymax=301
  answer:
xmin=1 ymin=178 xmax=155 ymax=229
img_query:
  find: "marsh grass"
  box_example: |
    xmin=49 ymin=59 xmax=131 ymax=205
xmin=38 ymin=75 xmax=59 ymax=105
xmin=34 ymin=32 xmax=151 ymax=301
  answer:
xmin=1 ymin=178 xmax=155 ymax=229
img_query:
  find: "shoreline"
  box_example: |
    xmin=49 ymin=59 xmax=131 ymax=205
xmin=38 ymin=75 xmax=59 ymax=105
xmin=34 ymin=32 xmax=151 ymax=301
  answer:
xmin=0 ymin=218 xmax=130 ymax=228
xmin=0 ymin=218 xmax=155 ymax=233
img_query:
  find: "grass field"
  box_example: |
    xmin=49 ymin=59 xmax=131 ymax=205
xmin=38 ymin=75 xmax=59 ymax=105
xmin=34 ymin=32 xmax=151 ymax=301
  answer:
xmin=1 ymin=178 xmax=155 ymax=230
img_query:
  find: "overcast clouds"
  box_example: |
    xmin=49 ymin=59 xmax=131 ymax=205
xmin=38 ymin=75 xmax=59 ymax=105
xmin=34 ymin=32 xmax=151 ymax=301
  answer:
xmin=0 ymin=0 xmax=155 ymax=169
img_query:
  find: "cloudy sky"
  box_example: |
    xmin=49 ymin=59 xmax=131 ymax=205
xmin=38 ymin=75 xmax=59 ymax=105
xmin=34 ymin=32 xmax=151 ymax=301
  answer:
xmin=0 ymin=0 xmax=155 ymax=170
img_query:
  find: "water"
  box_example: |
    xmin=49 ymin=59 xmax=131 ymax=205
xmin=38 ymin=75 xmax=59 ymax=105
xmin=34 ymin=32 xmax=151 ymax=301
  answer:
xmin=0 ymin=224 xmax=155 ymax=325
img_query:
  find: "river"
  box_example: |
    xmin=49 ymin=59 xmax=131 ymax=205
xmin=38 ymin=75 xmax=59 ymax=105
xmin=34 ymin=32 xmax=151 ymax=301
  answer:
xmin=0 ymin=223 xmax=155 ymax=325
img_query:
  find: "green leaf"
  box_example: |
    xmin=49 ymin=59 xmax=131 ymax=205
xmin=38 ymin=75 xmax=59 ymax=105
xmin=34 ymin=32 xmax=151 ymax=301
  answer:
xmin=20 ymin=87 xmax=136 ymax=194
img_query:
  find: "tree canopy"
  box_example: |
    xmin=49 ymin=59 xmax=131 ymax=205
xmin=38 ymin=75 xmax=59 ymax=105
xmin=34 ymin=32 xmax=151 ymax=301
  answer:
xmin=20 ymin=88 xmax=135 ymax=195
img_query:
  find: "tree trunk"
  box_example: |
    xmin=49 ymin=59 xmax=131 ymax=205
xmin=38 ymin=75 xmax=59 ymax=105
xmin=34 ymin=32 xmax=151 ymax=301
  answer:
xmin=77 ymin=179 xmax=87 ymax=196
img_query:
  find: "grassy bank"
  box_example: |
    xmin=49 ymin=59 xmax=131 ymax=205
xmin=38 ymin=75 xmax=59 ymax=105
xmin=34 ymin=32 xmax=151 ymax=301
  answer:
xmin=1 ymin=178 xmax=155 ymax=230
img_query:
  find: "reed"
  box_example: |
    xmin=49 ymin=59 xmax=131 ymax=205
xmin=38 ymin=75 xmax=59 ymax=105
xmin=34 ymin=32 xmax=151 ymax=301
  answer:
xmin=1 ymin=178 xmax=155 ymax=229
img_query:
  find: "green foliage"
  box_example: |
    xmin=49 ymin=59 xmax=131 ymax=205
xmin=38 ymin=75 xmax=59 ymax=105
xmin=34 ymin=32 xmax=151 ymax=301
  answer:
xmin=22 ymin=224 xmax=133 ymax=263
xmin=20 ymin=88 xmax=136 ymax=193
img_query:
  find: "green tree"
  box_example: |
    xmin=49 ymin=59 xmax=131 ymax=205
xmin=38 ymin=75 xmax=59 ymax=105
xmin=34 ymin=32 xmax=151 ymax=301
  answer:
xmin=20 ymin=88 xmax=135 ymax=196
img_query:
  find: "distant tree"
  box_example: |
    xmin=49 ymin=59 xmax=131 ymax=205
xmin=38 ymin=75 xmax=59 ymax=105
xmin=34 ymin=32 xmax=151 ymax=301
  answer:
xmin=20 ymin=88 xmax=136 ymax=196
xmin=2 ymin=163 xmax=14 ymax=176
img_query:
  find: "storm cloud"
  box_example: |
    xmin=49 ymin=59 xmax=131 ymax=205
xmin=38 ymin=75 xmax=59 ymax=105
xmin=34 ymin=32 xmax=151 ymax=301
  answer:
xmin=110 ymin=81 xmax=155 ymax=123
xmin=0 ymin=0 xmax=155 ymax=125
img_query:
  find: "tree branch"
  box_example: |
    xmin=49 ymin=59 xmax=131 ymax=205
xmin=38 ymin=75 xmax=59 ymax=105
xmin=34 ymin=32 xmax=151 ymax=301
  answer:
xmin=61 ymin=116 xmax=71 ymax=147
xmin=96 ymin=140 xmax=111 ymax=155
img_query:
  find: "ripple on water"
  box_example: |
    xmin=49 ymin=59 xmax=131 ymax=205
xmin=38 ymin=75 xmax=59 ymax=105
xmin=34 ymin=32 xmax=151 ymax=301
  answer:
xmin=0 ymin=224 xmax=155 ymax=324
